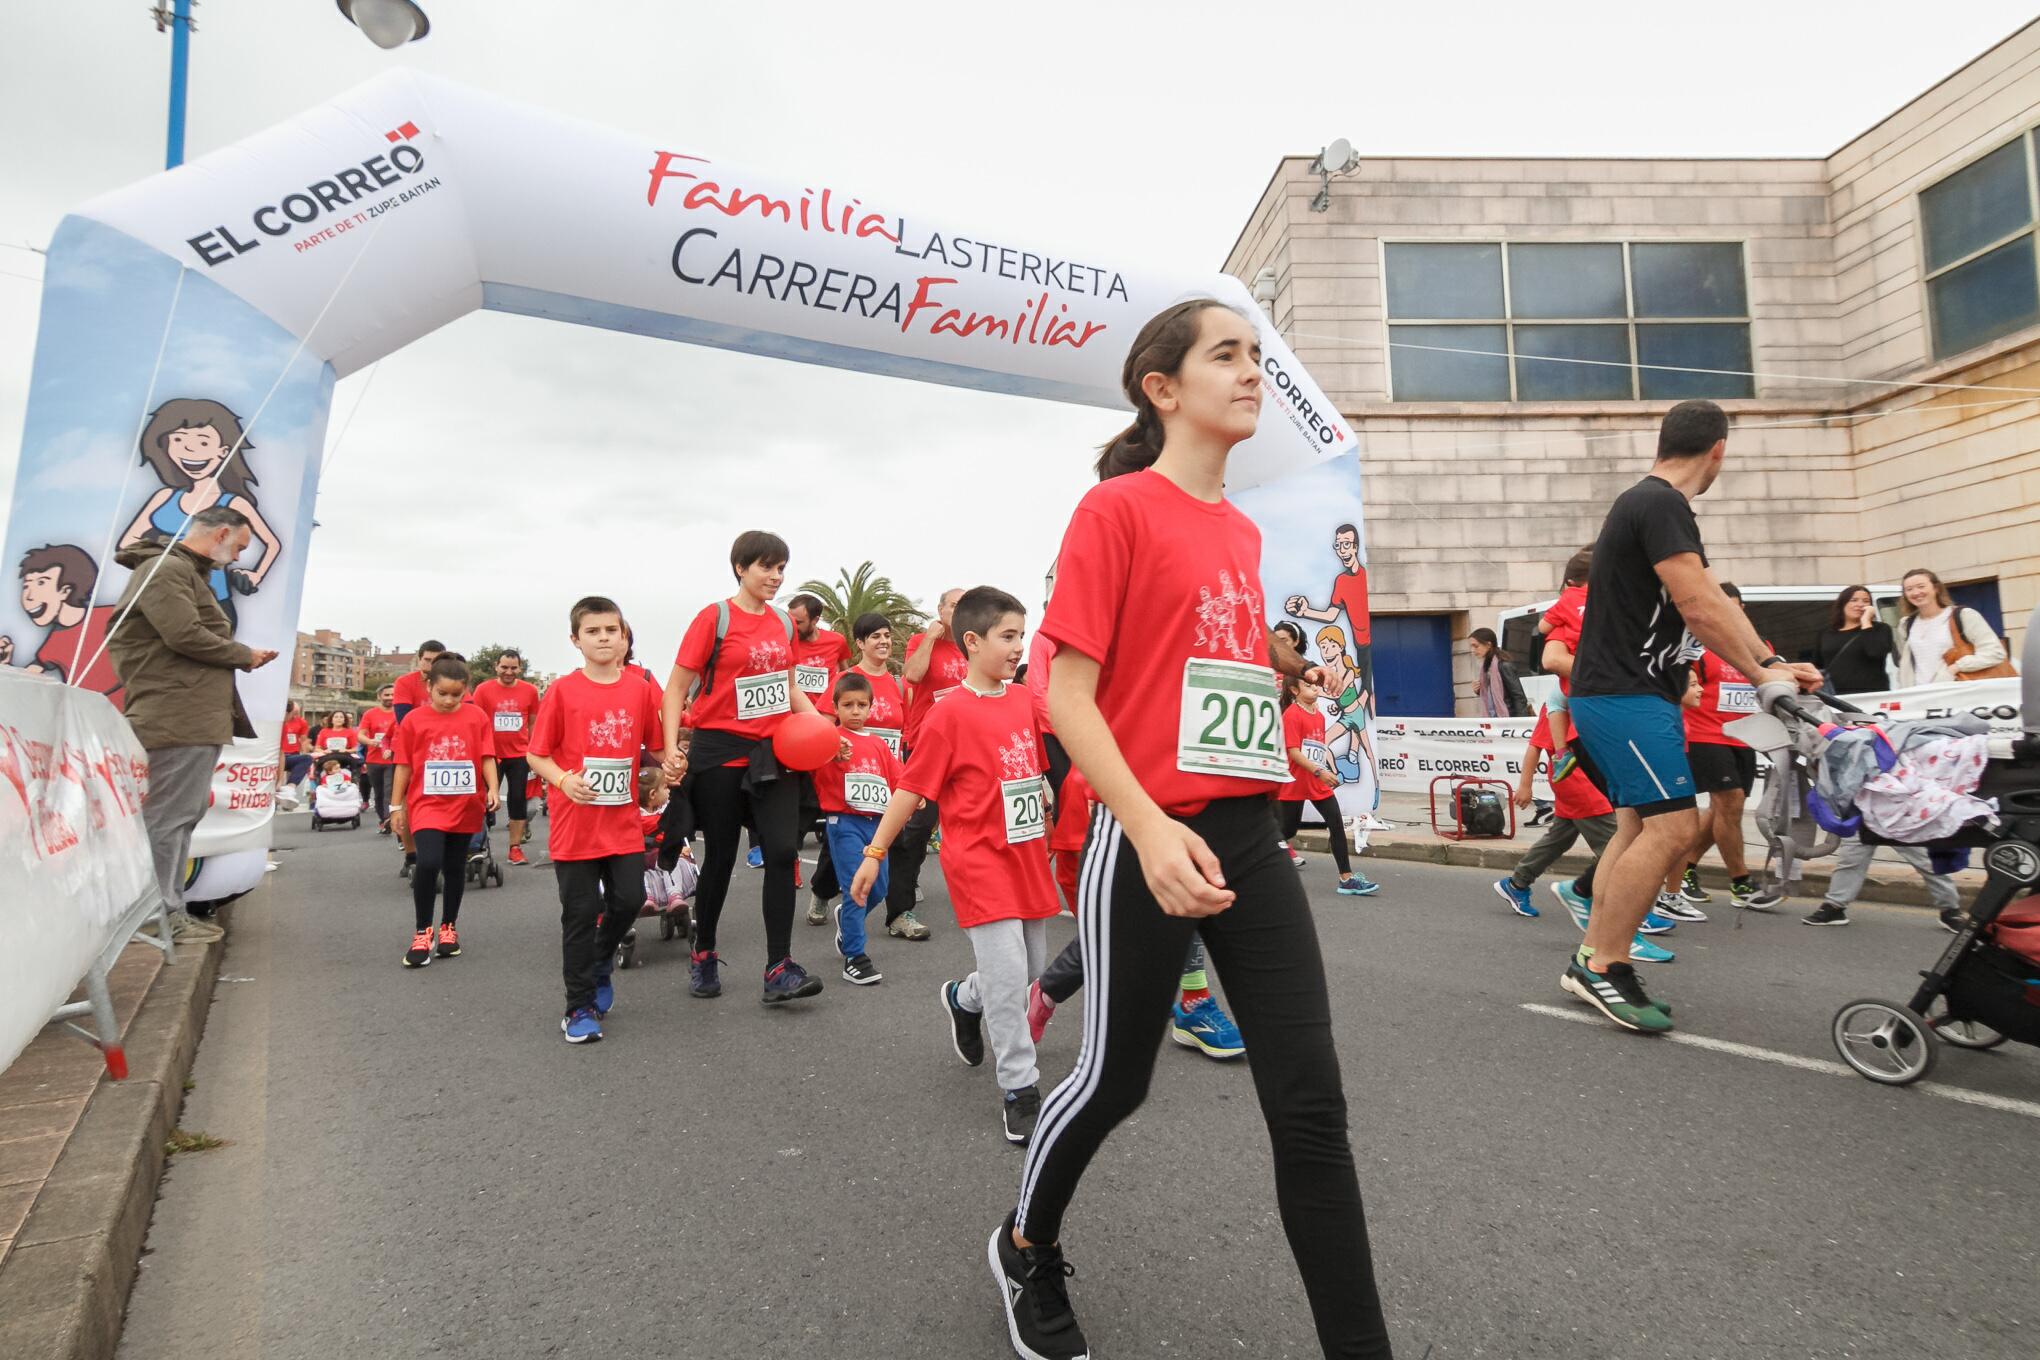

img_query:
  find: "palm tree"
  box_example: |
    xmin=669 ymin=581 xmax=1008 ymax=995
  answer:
xmin=797 ymin=563 xmax=929 ymax=671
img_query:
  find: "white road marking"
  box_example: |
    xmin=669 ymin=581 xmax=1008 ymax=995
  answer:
xmin=1520 ymin=1002 xmax=2040 ymax=1120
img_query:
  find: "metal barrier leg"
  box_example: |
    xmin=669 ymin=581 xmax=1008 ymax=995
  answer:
xmin=57 ymin=964 xmax=127 ymax=1080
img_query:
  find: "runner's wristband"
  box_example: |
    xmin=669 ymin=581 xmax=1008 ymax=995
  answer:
xmin=863 ymin=844 xmax=888 ymax=861
xmin=1758 ymin=654 xmax=1787 ymax=669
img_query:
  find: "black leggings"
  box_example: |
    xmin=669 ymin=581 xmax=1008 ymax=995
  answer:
xmin=361 ymin=764 xmax=392 ymax=823
xmin=1276 ymin=796 xmax=1353 ymax=876
xmin=1015 ymin=797 xmax=1391 ymax=1357
xmin=690 ymin=762 xmax=801 ymax=966
xmin=498 ymin=756 xmax=529 ymax=820
xmin=884 ymin=795 xmax=939 ymax=924
xmin=410 ymin=828 xmax=469 ymax=932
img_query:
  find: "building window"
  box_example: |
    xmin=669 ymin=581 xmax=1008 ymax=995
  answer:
xmin=1920 ymin=132 xmax=2040 ymax=360
xmin=1384 ymin=240 xmax=1753 ymax=401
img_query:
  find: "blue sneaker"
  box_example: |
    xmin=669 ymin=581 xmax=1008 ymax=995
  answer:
xmin=1170 ymin=995 xmax=1245 ymax=1060
xmin=1639 ymin=904 xmax=1678 ymax=935
xmin=689 ymin=950 xmax=723 ymax=999
xmin=1551 ymin=879 xmax=1592 ymax=931
xmin=1337 ymin=874 xmax=1380 ymax=897
xmin=561 ymin=1007 xmax=603 ymax=1044
xmin=1492 ymin=878 xmax=1538 ymax=917
xmin=1630 ymin=933 xmax=1675 ymax=964
xmin=593 ymin=963 xmax=615 ymax=1017
xmin=747 ymin=846 xmax=764 ymax=869
xmin=762 ymin=956 xmax=824 ymax=1005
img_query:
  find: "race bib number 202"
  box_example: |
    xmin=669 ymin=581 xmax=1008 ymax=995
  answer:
xmin=1177 ymin=659 xmax=1290 ymax=780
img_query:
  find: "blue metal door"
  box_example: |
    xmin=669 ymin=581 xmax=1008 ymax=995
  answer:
xmin=1948 ymin=580 xmax=2004 ymax=637
xmin=1370 ymin=615 xmax=1454 ymax=717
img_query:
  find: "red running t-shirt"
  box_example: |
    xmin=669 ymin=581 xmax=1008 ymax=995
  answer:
xmin=1530 ymin=704 xmax=1612 ymax=820
xmin=903 ymin=631 xmax=969 ymax=750
xmin=357 ymin=707 xmax=398 ymax=766
xmin=1328 ymin=568 xmax=1371 ymax=646
xmin=1542 ymin=584 xmax=1588 ymax=696
xmin=1048 ymin=767 xmax=1094 ymax=854
xmin=897 ymin=683 xmax=1058 ymax=928
xmin=393 ymin=705 xmax=494 ymax=835
xmin=1682 ymin=645 xmax=1766 ymax=748
xmin=470 ymin=678 xmax=541 ymax=759
xmin=676 ymin=602 xmax=796 ymax=740
xmin=1279 ymin=704 xmax=1337 ymax=803
xmin=35 ymin=607 xmax=124 ymax=707
xmin=281 ymin=715 xmax=308 ymax=755
xmin=792 ymin=630 xmax=851 ymax=715
xmin=527 ymin=668 xmax=667 ymax=861
xmin=854 ymin=669 xmax=907 ymax=757
xmin=315 ymin=725 xmax=357 ymax=755
xmin=812 ymin=728 xmax=902 ymax=816
xmin=1025 ymin=637 xmax=1057 ymax=737
xmin=1040 ymin=470 xmax=1288 ymax=816
xmin=392 ymin=669 xmax=430 ymax=715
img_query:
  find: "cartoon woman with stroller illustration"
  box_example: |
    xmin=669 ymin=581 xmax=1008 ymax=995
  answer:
xmin=117 ymin=397 xmax=280 ymax=631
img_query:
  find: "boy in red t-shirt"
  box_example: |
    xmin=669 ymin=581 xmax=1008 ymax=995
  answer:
xmin=1276 ymin=676 xmax=1376 ymax=897
xmin=848 ymin=587 xmax=1058 ymax=1145
xmin=356 ymin=685 xmax=398 ymax=832
xmin=528 ymin=595 xmax=679 ymax=1045
xmin=1495 ymin=703 xmax=1618 ymax=927
xmin=810 ymin=670 xmax=903 ymax=986
xmin=390 ymin=655 xmax=499 ymax=969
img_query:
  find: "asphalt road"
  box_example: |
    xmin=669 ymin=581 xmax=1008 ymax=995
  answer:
xmin=119 ymin=813 xmax=2039 ymax=1359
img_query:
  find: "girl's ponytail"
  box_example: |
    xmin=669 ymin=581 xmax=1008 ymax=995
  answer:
xmin=1093 ymin=298 xmax=1248 ymax=482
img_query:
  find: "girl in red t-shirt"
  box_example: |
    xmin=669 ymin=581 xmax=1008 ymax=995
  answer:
xmin=278 ymin=701 xmax=312 ymax=803
xmin=390 ymin=656 xmax=499 ymax=969
xmin=1275 ymin=676 xmax=1374 ymax=896
xmin=661 ymin=530 xmax=830 ymax=1006
xmin=995 ymin=301 xmax=1391 ymax=1360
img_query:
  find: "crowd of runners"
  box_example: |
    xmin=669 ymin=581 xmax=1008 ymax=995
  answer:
xmin=256 ymin=300 xmax=1975 ymax=1360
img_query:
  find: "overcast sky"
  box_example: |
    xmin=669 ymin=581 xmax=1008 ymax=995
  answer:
xmin=2 ymin=2 xmax=2034 ymax=675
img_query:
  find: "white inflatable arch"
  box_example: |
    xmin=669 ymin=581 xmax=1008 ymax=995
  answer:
xmin=0 ymin=70 xmax=1361 ymax=903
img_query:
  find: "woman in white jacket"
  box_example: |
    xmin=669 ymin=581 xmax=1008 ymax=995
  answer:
xmin=1894 ymin=568 xmax=2010 ymax=686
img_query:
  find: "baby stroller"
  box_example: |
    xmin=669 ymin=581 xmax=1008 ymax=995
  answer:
xmin=308 ymin=756 xmax=365 ymax=832
xmin=464 ymin=821 xmax=506 ymax=890
xmin=1730 ymin=627 xmax=2040 ymax=1087
xmin=615 ymin=839 xmax=698 ymax=970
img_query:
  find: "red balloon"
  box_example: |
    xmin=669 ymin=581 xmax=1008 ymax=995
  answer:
xmin=772 ymin=711 xmax=840 ymax=772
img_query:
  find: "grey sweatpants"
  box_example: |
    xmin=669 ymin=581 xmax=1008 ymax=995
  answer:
xmin=957 ymin=916 xmax=1050 ymax=1090
xmin=143 ymin=744 xmax=221 ymax=914
xmin=1823 ymin=837 xmax=1959 ymax=912
xmin=1508 ymin=811 xmax=1617 ymax=891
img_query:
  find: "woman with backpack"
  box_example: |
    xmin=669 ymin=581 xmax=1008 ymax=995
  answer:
xmin=1895 ymin=568 xmax=2012 ymax=687
xmin=1470 ymin=627 xmax=1531 ymax=717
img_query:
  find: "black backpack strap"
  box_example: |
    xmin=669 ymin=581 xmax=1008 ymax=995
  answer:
xmin=699 ymin=599 xmax=732 ymax=697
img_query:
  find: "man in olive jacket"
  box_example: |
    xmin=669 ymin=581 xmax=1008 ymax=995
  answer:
xmin=109 ymin=506 xmax=278 ymax=928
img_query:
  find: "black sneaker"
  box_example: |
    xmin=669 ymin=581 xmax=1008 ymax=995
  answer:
xmin=762 ymin=957 xmax=824 ymax=1005
xmin=1732 ymin=880 xmax=1783 ymax=911
xmin=1802 ymin=903 xmax=1850 ymax=927
xmin=1939 ymin=908 xmax=1966 ymax=935
xmin=989 ymin=1212 xmax=1089 ymax=1360
xmin=942 ymin=980 xmax=985 ymax=1066
xmin=1003 ymin=1085 xmax=1042 ymax=1145
xmin=842 ymin=954 xmax=883 ymax=986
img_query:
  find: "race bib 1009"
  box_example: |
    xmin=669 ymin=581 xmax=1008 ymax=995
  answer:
xmin=843 ymin=772 xmax=891 ymax=815
xmin=582 ymin=756 xmax=633 ymax=806
xmin=1003 ymin=776 xmax=1047 ymax=844
xmin=794 ymin=664 xmax=832 ymax=695
xmin=1177 ymin=659 xmax=1290 ymax=780
xmin=735 ymin=671 xmax=791 ymax=720
xmin=421 ymin=760 xmax=476 ymax=797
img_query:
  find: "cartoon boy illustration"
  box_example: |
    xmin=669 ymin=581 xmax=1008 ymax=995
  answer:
xmin=1314 ymin=624 xmax=1376 ymax=789
xmin=1285 ymin=521 xmax=1371 ymax=697
xmin=117 ymin=397 xmax=280 ymax=630
xmin=0 ymin=543 xmax=125 ymax=708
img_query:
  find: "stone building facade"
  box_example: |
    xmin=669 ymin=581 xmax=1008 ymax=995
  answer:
xmin=1225 ymin=20 xmax=2040 ymax=714
xmin=290 ymin=628 xmax=375 ymax=694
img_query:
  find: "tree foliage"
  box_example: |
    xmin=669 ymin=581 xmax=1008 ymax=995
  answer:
xmin=795 ymin=563 xmax=929 ymax=673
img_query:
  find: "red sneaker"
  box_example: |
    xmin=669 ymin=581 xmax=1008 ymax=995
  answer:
xmin=507 ymin=844 xmax=528 ymax=866
xmin=435 ymin=922 xmax=461 ymax=957
xmin=1027 ymin=978 xmax=1055 ymax=1044
xmin=403 ymin=929 xmax=433 ymax=968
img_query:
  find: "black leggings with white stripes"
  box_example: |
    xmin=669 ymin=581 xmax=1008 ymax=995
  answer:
xmin=1014 ymin=795 xmax=1391 ymax=1358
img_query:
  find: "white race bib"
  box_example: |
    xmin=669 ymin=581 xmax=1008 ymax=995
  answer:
xmin=323 ymin=735 xmax=349 ymax=751
xmin=867 ymin=726 xmax=902 ymax=757
xmin=1177 ymin=659 xmax=1289 ymax=780
xmin=932 ymin=687 xmax=957 ymax=705
xmin=735 ymin=671 xmax=791 ymax=720
xmin=843 ymin=771 xmax=891 ymax=815
xmin=1301 ymin=739 xmax=1335 ymax=783
xmin=421 ymin=760 xmax=476 ymax=797
xmin=493 ymin=710 xmax=524 ymax=733
xmin=1003 ymin=776 xmax=1047 ymax=844
xmin=794 ymin=663 xmax=832 ymax=695
xmin=1717 ymin=683 xmax=1757 ymax=714
xmin=582 ymin=756 xmax=633 ymax=806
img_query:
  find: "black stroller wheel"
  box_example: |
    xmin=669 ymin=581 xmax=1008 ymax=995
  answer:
xmin=1832 ymin=999 xmax=1938 ymax=1085
xmin=1927 ymin=997 xmax=2010 ymax=1050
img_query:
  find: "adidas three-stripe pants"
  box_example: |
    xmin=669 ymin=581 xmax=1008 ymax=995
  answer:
xmin=1012 ymin=795 xmax=1392 ymax=1357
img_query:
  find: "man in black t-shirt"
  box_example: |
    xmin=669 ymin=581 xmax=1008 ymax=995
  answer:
xmin=1562 ymin=400 xmax=1821 ymax=1034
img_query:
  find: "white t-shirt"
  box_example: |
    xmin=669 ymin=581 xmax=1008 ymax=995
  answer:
xmin=1907 ymin=610 xmax=1954 ymax=682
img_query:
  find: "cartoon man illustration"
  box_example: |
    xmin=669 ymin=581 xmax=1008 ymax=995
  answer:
xmin=0 ymin=543 xmax=125 ymax=708
xmin=117 ymin=397 xmax=281 ymax=631
xmin=1285 ymin=521 xmax=1371 ymax=697
xmin=1314 ymin=625 xmax=1377 ymax=789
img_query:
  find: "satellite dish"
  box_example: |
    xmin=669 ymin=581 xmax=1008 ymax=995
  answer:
xmin=1323 ymin=138 xmax=1358 ymax=174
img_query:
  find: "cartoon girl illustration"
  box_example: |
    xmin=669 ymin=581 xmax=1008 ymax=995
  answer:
xmin=117 ymin=397 xmax=280 ymax=630
xmin=1314 ymin=624 xmax=1377 ymax=788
